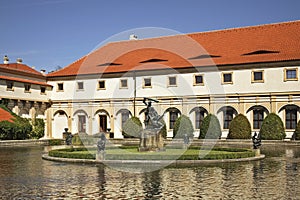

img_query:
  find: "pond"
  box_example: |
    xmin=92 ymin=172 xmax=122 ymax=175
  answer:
xmin=0 ymin=144 xmax=299 ymax=199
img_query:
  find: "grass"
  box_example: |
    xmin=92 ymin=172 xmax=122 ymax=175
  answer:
xmin=48 ymin=146 xmax=256 ymax=160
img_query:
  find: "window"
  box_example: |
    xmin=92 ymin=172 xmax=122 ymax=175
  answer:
xmin=222 ymin=72 xmax=233 ymax=84
xmin=286 ymin=108 xmax=297 ymax=129
xmin=98 ymin=80 xmax=106 ymax=89
xmin=253 ymin=109 xmax=264 ymax=129
xmin=121 ymin=111 xmax=129 ymax=129
xmin=252 ymin=71 xmax=264 ymax=83
xmin=24 ymin=83 xmax=31 ymax=92
xmin=284 ymin=68 xmax=298 ymax=81
xmin=57 ymin=83 xmax=64 ymax=91
xmin=168 ymin=76 xmax=177 ymax=87
xmin=6 ymin=81 xmax=14 ymax=90
xmin=143 ymin=78 xmax=152 ymax=88
xmin=78 ymin=115 xmax=86 ymax=133
xmin=195 ymin=110 xmax=205 ymax=129
xmin=120 ymin=79 xmax=128 ymax=88
xmin=40 ymin=86 xmax=46 ymax=94
xmin=169 ymin=110 xmax=179 ymax=129
xmin=223 ymin=110 xmax=233 ymax=129
xmin=194 ymin=74 xmax=204 ymax=85
xmin=77 ymin=82 xmax=84 ymax=90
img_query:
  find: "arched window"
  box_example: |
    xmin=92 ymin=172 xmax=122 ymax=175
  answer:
xmin=285 ymin=106 xmax=298 ymax=129
xmin=279 ymin=105 xmax=299 ymax=130
xmin=247 ymin=106 xmax=269 ymax=130
xmin=190 ymin=107 xmax=208 ymax=129
xmin=165 ymin=108 xmax=181 ymax=129
xmin=218 ymin=106 xmax=238 ymax=129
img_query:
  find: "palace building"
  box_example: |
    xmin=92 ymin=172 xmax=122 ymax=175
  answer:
xmin=1 ymin=20 xmax=300 ymax=139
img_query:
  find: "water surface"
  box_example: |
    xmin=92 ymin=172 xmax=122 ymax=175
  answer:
xmin=0 ymin=145 xmax=299 ymax=199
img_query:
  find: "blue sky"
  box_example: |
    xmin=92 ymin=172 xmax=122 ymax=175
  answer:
xmin=0 ymin=0 xmax=299 ymax=72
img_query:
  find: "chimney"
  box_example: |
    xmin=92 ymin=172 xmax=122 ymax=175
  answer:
xmin=40 ymin=69 xmax=46 ymax=75
xmin=16 ymin=58 xmax=23 ymax=64
xmin=3 ymin=55 xmax=9 ymax=64
xmin=129 ymin=34 xmax=138 ymax=40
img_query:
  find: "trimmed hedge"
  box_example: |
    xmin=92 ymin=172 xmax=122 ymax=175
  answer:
xmin=228 ymin=114 xmax=251 ymax=139
xmin=260 ymin=113 xmax=286 ymax=140
xmin=294 ymin=120 xmax=300 ymax=140
xmin=122 ymin=116 xmax=143 ymax=138
xmin=48 ymin=146 xmax=255 ymax=160
xmin=173 ymin=115 xmax=194 ymax=138
xmin=199 ymin=114 xmax=221 ymax=139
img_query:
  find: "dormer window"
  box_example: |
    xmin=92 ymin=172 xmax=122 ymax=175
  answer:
xmin=24 ymin=83 xmax=31 ymax=92
xmin=6 ymin=81 xmax=14 ymax=91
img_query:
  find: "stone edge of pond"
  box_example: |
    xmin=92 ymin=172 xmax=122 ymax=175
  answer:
xmin=42 ymin=154 xmax=265 ymax=166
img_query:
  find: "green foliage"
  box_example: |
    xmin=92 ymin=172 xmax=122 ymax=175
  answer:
xmin=260 ymin=113 xmax=286 ymax=140
xmin=173 ymin=115 xmax=194 ymax=138
xmin=294 ymin=120 xmax=300 ymax=140
xmin=228 ymin=114 xmax=251 ymax=139
xmin=199 ymin=114 xmax=221 ymax=139
xmin=30 ymin=118 xmax=45 ymax=139
xmin=122 ymin=116 xmax=143 ymax=138
xmin=48 ymin=139 xmax=64 ymax=146
xmin=159 ymin=121 xmax=167 ymax=139
xmin=48 ymin=146 xmax=255 ymax=160
xmin=0 ymin=104 xmax=33 ymax=140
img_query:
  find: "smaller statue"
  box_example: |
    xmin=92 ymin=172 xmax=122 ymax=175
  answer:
xmin=97 ymin=133 xmax=106 ymax=152
xmin=183 ymin=134 xmax=190 ymax=145
xmin=64 ymin=128 xmax=73 ymax=145
xmin=97 ymin=133 xmax=106 ymax=160
xmin=252 ymin=132 xmax=261 ymax=149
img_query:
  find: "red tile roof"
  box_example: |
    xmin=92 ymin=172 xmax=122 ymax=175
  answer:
xmin=0 ymin=75 xmax=52 ymax=87
xmin=0 ymin=108 xmax=14 ymax=122
xmin=47 ymin=20 xmax=300 ymax=77
xmin=0 ymin=63 xmax=44 ymax=77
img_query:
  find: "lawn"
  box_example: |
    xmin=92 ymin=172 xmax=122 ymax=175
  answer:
xmin=48 ymin=146 xmax=255 ymax=160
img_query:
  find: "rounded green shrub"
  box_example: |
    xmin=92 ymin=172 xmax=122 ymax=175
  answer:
xmin=173 ymin=115 xmax=194 ymax=138
xmin=159 ymin=120 xmax=167 ymax=139
xmin=294 ymin=120 xmax=300 ymax=140
xmin=228 ymin=114 xmax=251 ymax=139
xmin=31 ymin=118 xmax=45 ymax=139
xmin=199 ymin=114 xmax=221 ymax=139
xmin=122 ymin=116 xmax=143 ymax=138
xmin=260 ymin=113 xmax=286 ymax=140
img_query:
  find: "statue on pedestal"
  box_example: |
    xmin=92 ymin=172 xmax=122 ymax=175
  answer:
xmin=64 ymin=128 xmax=73 ymax=145
xmin=97 ymin=133 xmax=106 ymax=160
xmin=139 ymin=98 xmax=165 ymax=152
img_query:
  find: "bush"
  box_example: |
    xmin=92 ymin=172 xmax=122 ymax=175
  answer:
xmin=294 ymin=120 xmax=300 ymax=140
xmin=122 ymin=116 xmax=143 ymax=138
xmin=260 ymin=113 xmax=286 ymax=140
xmin=30 ymin=118 xmax=45 ymax=139
xmin=0 ymin=104 xmax=32 ymax=140
xmin=173 ymin=115 xmax=194 ymax=138
xmin=228 ymin=114 xmax=251 ymax=139
xmin=199 ymin=114 xmax=221 ymax=139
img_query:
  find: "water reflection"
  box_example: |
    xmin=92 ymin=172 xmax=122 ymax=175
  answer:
xmin=0 ymin=145 xmax=299 ymax=199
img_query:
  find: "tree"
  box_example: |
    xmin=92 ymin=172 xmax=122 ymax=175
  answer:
xmin=228 ymin=114 xmax=251 ymax=139
xmin=199 ymin=114 xmax=222 ymax=139
xmin=122 ymin=116 xmax=143 ymax=138
xmin=260 ymin=113 xmax=286 ymax=140
xmin=173 ymin=115 xmax=194 ymax=138
xmin=294 ymin=120 xmax=300 ymax=140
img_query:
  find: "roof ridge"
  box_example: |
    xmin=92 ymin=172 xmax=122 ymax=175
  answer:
xmin=102 ymin=20 xmax=300 ymax=45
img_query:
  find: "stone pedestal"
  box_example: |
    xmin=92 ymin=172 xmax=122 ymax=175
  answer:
xmin=96 ymin=150 xmax=106 ymax=161
xmin=139 ymin=129 xmax=164 ymax=152
xmin=254 ymin=149 xmax=260 ymax=157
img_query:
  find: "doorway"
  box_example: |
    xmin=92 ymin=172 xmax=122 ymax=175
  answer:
xmin=99 ymin=115 xmax=107 ymax=132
